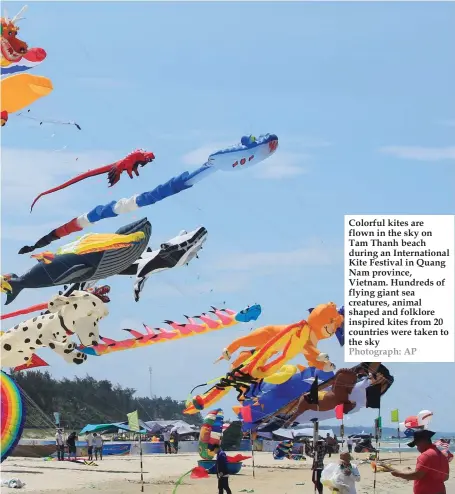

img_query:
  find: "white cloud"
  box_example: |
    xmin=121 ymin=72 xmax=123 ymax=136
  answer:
xmin=380 ymin=146 xmax=455 ymax=161
xmin=254 ymin=151 xmax=308 ymax=179
xmin=1 ymin=147 xmax=117 ymax=211
xmin=212 ymin=242 xmax=338 ymax=274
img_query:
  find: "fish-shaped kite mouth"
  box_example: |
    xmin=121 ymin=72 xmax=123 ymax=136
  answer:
xmin=268 ymin=138 xmax=279 ymax=153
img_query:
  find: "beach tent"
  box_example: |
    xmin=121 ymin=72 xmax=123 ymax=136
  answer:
xmin=265 ymin=427 xmax=335 ymax=440
xmin=143 ymin=420 xmax=196 ymax=435
xmin=79 ymin=421 xmax=148 ymax=435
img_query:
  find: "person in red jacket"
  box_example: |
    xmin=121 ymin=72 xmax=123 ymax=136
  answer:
xmin=382 ymin=430 xmax=449 ymax=494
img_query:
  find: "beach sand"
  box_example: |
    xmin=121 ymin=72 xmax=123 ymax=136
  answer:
xmin=1 ymin=451 xmax=454 ymax=493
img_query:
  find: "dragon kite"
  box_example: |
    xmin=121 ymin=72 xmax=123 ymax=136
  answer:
xmin=30 ymin=150 xmax=156 ymax=211
xmin=77 ymin=304 xmax=262 ymax=357
xmin=19 ymin=134 xmax=278 ymax=253
xmin=1 ymin=6 xmax=53 ymax=125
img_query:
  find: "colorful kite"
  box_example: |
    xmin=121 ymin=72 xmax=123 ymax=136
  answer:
xmin=215 ymin=303 xmax=343 ymax=371
xmin=1 ymin=7 xmax=52 ymax=125
xmin=1 ymin=72 xmax=53 ymax=118
xmin=1 ymin=371 xmax=27 ymax=462
xmin=118 ymin=226 xmax=207 ymax=301
xmin=273 ymin=439 xmax=305 ymax=461
xmin=198 ymin=409 xmax=251 ymax=463
xmin=399 ymin=410 xmax=433 ymax=434
xmin=435 ymin=439 xmax=453 ymax=463
xmin=235 ymin=367 xmax=335 ymax=431
xmin=18 ymin=134 xmax=279 ymax=254
xmin=30 ymin=150 xmax=156 ymax=211
xmin=77 ymin=304 xmax=262 ymax=357
xmin=2 ymin=218 xmax=150 ymax=305
xmin=1 ymin=285 xmax=111 ymax=320
xmin=254 ymin=363 xmax=394 ymax=433
xmin=1 ymin=290 xmax=109 ymax=369
xmin=199 ymin=409 xmax=224 ymax=460
xmin=184 ymin=303 xmax=343 ymax=414
xmin=1 ymin=46 xmax=46 ymax=75
xmin=1 ymin=8 xmax=29 ymax=66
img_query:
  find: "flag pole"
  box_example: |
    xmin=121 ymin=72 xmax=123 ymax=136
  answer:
xmin=373 ymin=412 xmax=382 ymax=494
xmin=340 ymin=414 xmax=345 ymax=451
xmin=312 ymin=418 xmax=319 ymax=494
xmin=250 ymin=431 xmax=256 ymax=479
xmin=391 ymin=409 xmax=401 ymax=464
xmin=139 ymin=431 xmax=144 ymax=493
xmin=127 ymin=410 xmax=144 ymax=493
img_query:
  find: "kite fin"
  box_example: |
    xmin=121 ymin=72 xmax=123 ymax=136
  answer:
xmin=54 ymin=265 xmax=93 ymax=284
xmin=13 ymin=353 xmax=49 ymax=371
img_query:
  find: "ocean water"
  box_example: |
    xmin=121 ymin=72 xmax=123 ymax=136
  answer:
xmin=368 ymin=438 xmax=454 ymax=454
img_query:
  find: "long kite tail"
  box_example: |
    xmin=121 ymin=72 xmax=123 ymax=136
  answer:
xmin=21 ymin=134 xmax=277 ymax=252
xmin=19 ymin=166 xmax=206 ymax=254
xmin=30 ymin=165 xmax=112 ymax=212
xmin=0 ymin=302 xmax=48 ymax=320
xmin=77 ymin=305 xmax=262 ymax=357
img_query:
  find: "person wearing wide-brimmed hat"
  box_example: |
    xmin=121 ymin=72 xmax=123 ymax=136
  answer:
xmin=321 ymin=451 xmax=360 ymax=494
xmin=380 ymin=430 xmax=449 ymax=494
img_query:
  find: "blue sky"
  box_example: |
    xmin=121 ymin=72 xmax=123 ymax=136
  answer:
xmin=2 ymin=1 xmax=454 ymax=430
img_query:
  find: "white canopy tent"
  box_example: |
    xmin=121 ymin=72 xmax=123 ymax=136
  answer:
xmin=143 ymin=420 xmax=197 ymax=435
xmin=259 ymin=427 xmax=335 ymax=440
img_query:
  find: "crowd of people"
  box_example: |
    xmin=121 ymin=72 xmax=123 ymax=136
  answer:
xmin=300 ymin=429 xmax=450 ymax=494
xmin=162 ymin=427 xmax=179 ymax=454
xmin=55 ymin=426 xmax=180 ymax=461
xmin=53 ymin=425 xmax=450 ymax=494
xmin=54 ymin=429 xmax=104 ymax=462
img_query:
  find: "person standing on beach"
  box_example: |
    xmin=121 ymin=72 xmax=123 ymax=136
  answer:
xmin=210 ymin=444 xmax=232 ymax=494
xmin=382 ymin=430 xmax=449 ymax=494
xmin=338 ymin=452 xmax=361 ymax=494
xmin=325 ymin=434 xmax=333 ymax=458
xmin=309 ymin=438 xmax=328 ymax=494
xmin=93 ymin=433 xmax=103 ymax=461
xmin=347 ymin=437 xmax=353 ymax=453
xmin=66 ymin=431 xmax=77 ymax=461
xmin=55 ymin=428 xmax=65 ymax=461
xmin=86 ymin=432 xmax=94 ymax=461
xmin=171 ymin=429 xmax=179 ymax=454
xmin=163 ymin=428 xmax=172 ymax=454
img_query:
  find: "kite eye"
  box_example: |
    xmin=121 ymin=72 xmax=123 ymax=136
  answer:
xmin=8 ymin=31 xmax=13 ymax=36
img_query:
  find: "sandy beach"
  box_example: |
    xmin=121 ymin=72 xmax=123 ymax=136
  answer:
xmin=2 ymin=451 xmax=454 ymax=494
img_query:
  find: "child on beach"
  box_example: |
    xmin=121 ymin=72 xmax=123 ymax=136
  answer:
xmin=210 ymin=444 xmax=232 ymax=494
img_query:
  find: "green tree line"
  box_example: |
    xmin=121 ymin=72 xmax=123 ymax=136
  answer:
xmin=11 ymin=370 xmax=202 ymax=430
